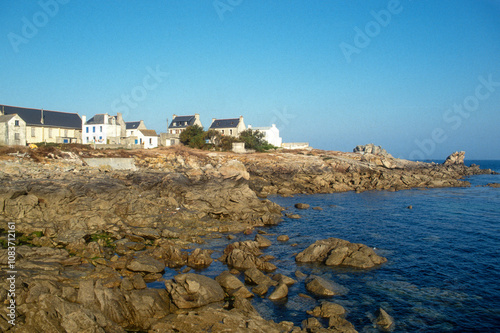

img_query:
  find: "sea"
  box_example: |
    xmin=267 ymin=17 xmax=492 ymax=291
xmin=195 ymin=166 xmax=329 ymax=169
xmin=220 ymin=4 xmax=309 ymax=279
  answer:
xmin=159 ymin=160 xmax=500 ymax=332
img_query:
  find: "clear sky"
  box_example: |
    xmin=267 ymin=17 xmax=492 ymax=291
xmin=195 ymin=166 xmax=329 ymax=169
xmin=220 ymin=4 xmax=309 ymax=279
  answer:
xmin=1 ymin=0 xmax=499 ymax=159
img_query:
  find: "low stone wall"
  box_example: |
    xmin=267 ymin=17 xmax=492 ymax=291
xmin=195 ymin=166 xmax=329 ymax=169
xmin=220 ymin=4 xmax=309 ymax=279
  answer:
xmin=83 ymin=157 xmax=137 ymax=170
xmin=281 ymin=142 xmax=309 ymax=149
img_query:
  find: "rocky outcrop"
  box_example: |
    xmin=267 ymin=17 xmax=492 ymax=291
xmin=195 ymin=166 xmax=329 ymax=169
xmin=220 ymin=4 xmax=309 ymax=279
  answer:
xmin=165 ymin=273 xmax=225 ymax=309
xmin=296 ymin=238 xmax=387 ymax=269
xmin=353 ymin=143 xmax=392 ymax=157
xmin=219 ymin=240 xmax=277 ymax=272
xmin=443 ymin=151 xmax=465 ymax=165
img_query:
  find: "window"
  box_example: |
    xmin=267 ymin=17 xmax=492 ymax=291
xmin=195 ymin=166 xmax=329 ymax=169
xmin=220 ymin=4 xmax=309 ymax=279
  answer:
xmin=92 ymin=126 xmax=95 ymax=133
xmin=100 ymin=126 xmax=102 ymax=132
xmin=49 ymin=128 xmax=53 ymax=138
xmin=86 ymin=137 xmax=90 ymax=143
xmin=14 ymin=120 xmax=19 ymax=127
xmin=229 ymin=129 xmax=233 ymax=135
xmin=149 ymin=138 xmax=152 ymax=144
xmin=130 ymin=131 xmax=134 ymax=135
xmin=221 ymin=130 xmax=225 ymax=135
xmin=14 ymin=133 xmax=20 ymax=141
xmin=86 ymin=127 xmax=89 ymax=133
xmin=31 ymin=128 xmax=36 ymax=137
xmin=99 ymin=136 xmax=102 ymax=140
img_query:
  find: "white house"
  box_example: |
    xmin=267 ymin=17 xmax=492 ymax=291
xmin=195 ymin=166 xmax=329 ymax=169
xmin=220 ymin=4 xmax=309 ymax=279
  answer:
xmin=82 ymin=113 xmax=125 ymax=144
xmin=247 ymin=124 xmax=282 ymax=147
xmin=125 ymin=120 xmax=147 ymax=138
xmin=137 ymin=129 xmax=158 ymax=149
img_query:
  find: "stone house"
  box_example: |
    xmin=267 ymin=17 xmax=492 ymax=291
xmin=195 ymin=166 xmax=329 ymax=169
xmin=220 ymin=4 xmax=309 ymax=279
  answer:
xmin=81 ymin=113 xmax=126 ymax=144
xmin=163 ymin=114 xmax=202 ymax=146
xmin=1 ymin=104 xmax=82 ymax=144
xmin=208 ymin=116 xmax=246 ymax=137
xmin=0 ymin=114 xmax=26 ymax=146
xmin=247 ymin=124 xmax=282 ymax=147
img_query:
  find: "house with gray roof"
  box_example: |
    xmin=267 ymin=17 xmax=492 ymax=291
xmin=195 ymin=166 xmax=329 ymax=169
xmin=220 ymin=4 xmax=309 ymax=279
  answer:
xmin=1 ymin=104 xmax=82 ymax=144
xmin=81 ymin=113 xmax=126 ymax=144
xmin=209 ymin=116 xmax=246 ymax=137
xmin=162 ymin=114 xmax=203 ymax=146
xmin=0 ymin=114 xmax=26 ymax=146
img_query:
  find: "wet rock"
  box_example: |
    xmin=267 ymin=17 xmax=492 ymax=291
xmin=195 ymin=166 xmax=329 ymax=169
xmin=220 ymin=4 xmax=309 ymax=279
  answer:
xmin=376 ymin=308 xmax=394 ymax=331
xmin=126 ymin=256 xmax=165 ymax=273
xmin=312 ymin=206 xmax=323 ymax=210
xmin=329 ymin=315 xmax=358 ymax=332
xmin=294 ymin=203 xmax=310 ymax=209
xmin=307 ymin=301 xmax=346 ymax=318
xmin=277 ymin=235 xmax=290 ymax=242
xmin=165 ymin=273 xmax=224 ymax=309
xmin=285 ymin=213 xmax=301 ymax=219
xmin=296 ymin=237 xmax=387 ymax=269
xmin=305 ymin=275 xmax=348 ymax=297
xmin=302 ymin=317 xmax=323 ymax=330
xmin=244 ymin=268 xmax=277 ymax=287
xmin=268 ymin=282 xmax=288 ymax=300
xmin=272 ymin=273 xmax=297 ymax=286
xmin=255 ymin=234 xmax=272 ymax=248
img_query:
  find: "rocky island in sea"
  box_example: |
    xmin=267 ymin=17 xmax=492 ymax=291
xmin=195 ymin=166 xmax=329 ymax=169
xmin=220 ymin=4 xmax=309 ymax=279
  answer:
xmin=0 ymin=144 xmax=495 ymax=332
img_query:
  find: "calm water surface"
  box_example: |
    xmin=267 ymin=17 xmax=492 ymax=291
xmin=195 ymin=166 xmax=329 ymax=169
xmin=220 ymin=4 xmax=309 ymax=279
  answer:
xmin=160 ymin=161 xmax=500 ymax=332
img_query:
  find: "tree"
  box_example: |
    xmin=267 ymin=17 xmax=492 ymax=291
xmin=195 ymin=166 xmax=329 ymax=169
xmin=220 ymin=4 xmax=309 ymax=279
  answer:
xmin=179 ymin=125 xmax=205 ymax=149
xmin=238 ymin=129 xmax=274 ymax=152
xmin=204 ymin=129 xmax=222 ymax=147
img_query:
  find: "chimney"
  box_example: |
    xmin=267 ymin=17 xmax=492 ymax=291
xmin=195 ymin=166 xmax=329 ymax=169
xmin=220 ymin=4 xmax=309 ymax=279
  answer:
xmin=0 ymin=105 xmax=4 ymax=116
xmin=41 ymin=109 xmax=44 ymax=124
xmin=104 ymin=113 xmax=109 ymax=124
xmin=82 ymin=115 xmax=86 ymax=126
xmin=172 ymin=114 xmax=177 ymax=120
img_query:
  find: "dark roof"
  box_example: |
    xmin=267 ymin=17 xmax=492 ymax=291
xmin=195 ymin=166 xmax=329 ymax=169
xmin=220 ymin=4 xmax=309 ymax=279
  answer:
xmin=85 ymin=114 xmax=116 ymax=125
xmin=0 ymin=114 xmax=18 ymax=122
xmin=209 ymin=118 xmax=240 ymax=129
xmin=168 ymin=115 xmax=196 ymax=129
xmin=126 ymin=121 xmax=141 ymax=130
xmin=1 ymin=104 xmax=81 ymax=129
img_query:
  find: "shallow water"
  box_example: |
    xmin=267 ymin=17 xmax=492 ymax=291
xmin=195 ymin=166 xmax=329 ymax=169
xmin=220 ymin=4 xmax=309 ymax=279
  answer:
xmin=160 ymin=161 xmax=500 ymax=332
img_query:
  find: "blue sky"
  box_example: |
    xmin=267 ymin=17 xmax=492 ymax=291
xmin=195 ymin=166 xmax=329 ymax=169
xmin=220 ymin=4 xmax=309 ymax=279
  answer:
xmin=1 ymin=0 xmax=499 ymax=159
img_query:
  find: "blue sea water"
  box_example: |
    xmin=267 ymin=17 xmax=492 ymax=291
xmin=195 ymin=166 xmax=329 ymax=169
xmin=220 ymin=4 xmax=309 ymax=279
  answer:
xmin=161 ymin=161 xmax=500 ymax=332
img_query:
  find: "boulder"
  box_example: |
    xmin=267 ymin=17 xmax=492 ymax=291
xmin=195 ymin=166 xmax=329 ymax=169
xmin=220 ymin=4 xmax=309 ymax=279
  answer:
xmin=218 ymin=160 xmax=250 ymax=180
xmin=187 ymin=248 xmax=213 ymax=268
xmin=307 ymin=301 xmax=346 ymax=318
xmin=272 ymin=273 xmax=297 ymax=286
xmin=126 ymin=256 xmax=165 ymax=273
xmin=215 ymin=271 xmax=252 ymax=298
xmin=295 ymin=238 xmax=387 ymax=269
xmin=165 ymin=273 xmax=225 ymax=309
xmin=268 ymin=282 xmax=288 ymax=300
xmin=294 ymin=203 xmax=310 ymax=209
xmin=302 ymin=317 xmax=323 ymax=330
xmin=277 ymin=235 xmax=289 ymax=242
xmin=376 ymin=308 xmax=394 ymax=331
xmin=443 ymin=151 xmax=465 ymax=165
xmin=305 ymin=275 xmax=348 ymax=297
xmin=329 ymin=315 xmax=358 ymax=333
xmin=255 ymin=234 xmax=272 ymax=248
xmin=353 ymin=144 xmax=392 ymax=157
xmin=244 ymin=268 xmax=277 ymax=287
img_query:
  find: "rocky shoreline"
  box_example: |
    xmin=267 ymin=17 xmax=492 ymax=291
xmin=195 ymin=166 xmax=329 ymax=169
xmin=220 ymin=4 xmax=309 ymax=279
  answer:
xmin=0 ymin=145 xmax=495 ymax=332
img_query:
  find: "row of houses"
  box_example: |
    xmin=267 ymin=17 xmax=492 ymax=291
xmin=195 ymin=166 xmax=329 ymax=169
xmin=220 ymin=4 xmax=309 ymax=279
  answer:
xmin=0 ymin=104 xmax=285 ymax=149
